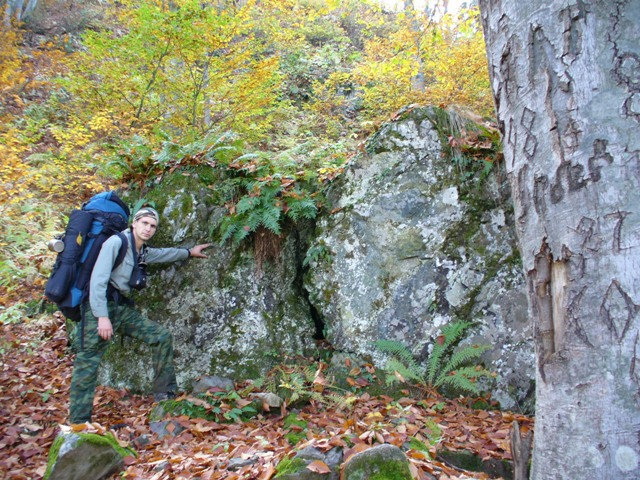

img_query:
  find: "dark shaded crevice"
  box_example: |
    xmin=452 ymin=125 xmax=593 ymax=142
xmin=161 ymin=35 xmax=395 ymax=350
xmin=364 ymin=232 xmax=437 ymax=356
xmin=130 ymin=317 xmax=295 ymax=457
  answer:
xmin=291 ymin=225 xmax=326 ymax=341
xmin=307 ymin=296 xmax=325 ymax=341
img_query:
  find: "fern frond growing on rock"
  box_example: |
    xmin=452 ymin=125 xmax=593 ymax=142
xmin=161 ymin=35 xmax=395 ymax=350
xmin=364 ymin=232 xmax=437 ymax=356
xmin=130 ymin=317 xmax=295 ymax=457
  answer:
xmin=375 ymin=321 xmax=493 ymax=396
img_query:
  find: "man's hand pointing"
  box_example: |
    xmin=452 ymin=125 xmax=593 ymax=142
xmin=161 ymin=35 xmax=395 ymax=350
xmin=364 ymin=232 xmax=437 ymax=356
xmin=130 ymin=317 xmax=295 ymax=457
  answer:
xmin=189 ymin=243 xmax=212 ymax=258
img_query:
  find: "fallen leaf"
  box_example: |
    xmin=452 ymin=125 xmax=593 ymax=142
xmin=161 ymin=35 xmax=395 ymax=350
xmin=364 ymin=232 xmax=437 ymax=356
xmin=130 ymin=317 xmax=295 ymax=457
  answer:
xmin=307 ymin=460 xmax=331 ymax=474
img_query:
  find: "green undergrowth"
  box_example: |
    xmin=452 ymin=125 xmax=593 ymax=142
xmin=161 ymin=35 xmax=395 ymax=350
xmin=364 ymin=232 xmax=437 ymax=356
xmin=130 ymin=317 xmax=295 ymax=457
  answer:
xmin=109 ymin=129 xmax=347 ymax=248
xmin=151 ymin=390 xmax=257 ymax=423
xmin=274 ymin=455 xmax=307 ymax=477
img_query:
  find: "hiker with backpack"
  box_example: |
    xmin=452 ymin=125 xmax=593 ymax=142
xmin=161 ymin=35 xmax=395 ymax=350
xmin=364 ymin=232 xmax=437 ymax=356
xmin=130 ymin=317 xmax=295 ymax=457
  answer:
xmin=46 ymin=193 xmax=210 ymax=424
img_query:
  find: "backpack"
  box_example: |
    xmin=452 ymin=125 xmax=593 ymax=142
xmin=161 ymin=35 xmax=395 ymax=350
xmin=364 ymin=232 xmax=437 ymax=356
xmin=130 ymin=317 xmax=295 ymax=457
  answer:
xmin=45 ymin=191 xmax=130 ymax=321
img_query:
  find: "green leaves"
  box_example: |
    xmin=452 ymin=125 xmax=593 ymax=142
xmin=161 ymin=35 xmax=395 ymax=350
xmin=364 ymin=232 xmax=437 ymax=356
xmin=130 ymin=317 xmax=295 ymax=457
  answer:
xmin=376 ymin=321 xmax=493 ymax=396
xmin=427 ymin=321 xmax=472 ymax=386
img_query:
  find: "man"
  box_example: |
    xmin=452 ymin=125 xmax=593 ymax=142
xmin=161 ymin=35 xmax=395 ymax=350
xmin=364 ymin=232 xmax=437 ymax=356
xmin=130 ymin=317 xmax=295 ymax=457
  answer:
xmin=69 ymin=206 xmax=211 ymax=424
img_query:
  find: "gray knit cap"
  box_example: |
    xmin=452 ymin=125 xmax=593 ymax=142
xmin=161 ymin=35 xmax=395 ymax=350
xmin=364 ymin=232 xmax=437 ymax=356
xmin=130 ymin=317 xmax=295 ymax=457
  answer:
xmin=133 ymin=207 xmax=160 ymax=224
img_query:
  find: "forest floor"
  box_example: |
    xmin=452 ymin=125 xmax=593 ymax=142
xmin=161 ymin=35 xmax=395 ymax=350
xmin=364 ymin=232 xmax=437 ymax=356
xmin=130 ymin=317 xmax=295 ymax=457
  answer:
xmin=0 ymin=313 xmax=533 ymax=480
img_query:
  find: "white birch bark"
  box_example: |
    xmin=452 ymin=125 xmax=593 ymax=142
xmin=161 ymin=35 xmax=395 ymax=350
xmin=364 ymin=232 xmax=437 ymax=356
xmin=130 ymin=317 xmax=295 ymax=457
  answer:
xmin=478 ymin=1 xmax=640 ymax=478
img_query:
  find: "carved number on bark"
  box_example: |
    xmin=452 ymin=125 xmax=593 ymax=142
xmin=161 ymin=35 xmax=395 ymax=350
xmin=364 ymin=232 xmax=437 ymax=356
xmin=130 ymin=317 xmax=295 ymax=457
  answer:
xmin=559 ymin=1 xmax=587 ymax=65
xmin=546 ymin=139 xmax=613 ymax=205
xmin=516 ymin=165 xmax=530 ymax=222
xmin=604 ymin=210 xmax=631 ymax=253
xmin=588 ymin=139 xmax=614 ymax=182
xmin=574 ymin=216 xmax=600 ymax=252
xmin=533 ymin=175 xmax=548 ymax=216
xmin=614 ymin=52 xmax=640 ymax=121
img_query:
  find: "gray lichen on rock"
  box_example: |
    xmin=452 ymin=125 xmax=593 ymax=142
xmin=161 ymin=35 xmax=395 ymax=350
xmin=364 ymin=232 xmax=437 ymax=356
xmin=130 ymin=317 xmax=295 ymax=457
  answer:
xmin=304 ymin=106 xmax=533 ymax=410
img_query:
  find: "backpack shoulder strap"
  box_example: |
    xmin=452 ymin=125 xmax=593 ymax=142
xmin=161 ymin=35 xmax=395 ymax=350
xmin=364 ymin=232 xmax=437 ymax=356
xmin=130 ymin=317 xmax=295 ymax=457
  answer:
xmin=114 ymin=232 xmax=128 ymax=269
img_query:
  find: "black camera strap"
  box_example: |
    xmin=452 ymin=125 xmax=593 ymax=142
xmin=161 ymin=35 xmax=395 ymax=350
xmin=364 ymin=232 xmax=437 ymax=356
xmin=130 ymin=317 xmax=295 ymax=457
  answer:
xmin=128 ymin=228 xmax=148 ymax=290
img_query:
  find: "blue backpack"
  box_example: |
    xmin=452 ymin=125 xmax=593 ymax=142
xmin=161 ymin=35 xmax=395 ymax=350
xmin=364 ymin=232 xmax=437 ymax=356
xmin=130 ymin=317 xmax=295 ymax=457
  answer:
xmin=45 ymin=192 xmax=130 ymax=321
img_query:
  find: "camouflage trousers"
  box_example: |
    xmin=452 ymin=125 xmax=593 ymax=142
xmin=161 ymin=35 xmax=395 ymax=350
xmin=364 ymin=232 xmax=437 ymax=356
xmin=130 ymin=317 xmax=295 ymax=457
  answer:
xmin=69 ymin=301 xmax=177 ymax=424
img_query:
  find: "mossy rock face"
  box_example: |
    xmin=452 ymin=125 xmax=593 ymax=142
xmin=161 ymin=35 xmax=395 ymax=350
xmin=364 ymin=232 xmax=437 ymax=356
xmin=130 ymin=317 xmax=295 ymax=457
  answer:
xmin=304 ymin=106 xmax=534 ymax=411
xmin=97 ymin=178 xmax=316 ymax=392
xmin=44 ymin=432 xmax=135 ymax=480
xmin=343 ymin=444 xmax=412 ymax=480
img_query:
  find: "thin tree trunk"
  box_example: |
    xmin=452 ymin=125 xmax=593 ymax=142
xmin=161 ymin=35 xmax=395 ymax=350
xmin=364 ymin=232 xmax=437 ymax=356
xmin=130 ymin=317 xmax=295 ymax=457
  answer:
xmin=479 ymin=1 xmax=640 ymax=478
xmin=4 ymin=0 xmax=25 ymax=26
xmin=403 ymin=0 xmax=426 ymax=92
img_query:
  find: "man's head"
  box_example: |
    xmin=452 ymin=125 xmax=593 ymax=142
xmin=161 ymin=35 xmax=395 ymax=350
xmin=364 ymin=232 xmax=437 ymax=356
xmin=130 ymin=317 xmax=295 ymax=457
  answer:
xmin=131 ymin=207 xmax=159 ymax=245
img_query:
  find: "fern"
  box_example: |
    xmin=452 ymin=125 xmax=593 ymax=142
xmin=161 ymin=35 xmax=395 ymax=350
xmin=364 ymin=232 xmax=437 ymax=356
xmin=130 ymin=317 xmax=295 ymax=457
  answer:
xmin=427 ymin=320 xmax=472 ymax=385
xmin=286 ymin=196 xmax=317 ymax=221
xmin=236 ymin=196 xmax=260 ymax=214
xmin=384 ymin=358 xmax=424 ymax=385
xmin=434 ymin=344 xmax=490 ymax=387
xmin=437 ymin=366 xmax=492 ymax=394
xmin=376 ymin=321 xmax=493 ymax=396
xmin=375 ymin=339 xmax=420 ymax=373
xmin=261 ymin=208 xmax=282 ymax=234
xmin=375 ymin=340 xmax=424 ymax=386
xmin=232 ymin=227 xmax=250 ymax=244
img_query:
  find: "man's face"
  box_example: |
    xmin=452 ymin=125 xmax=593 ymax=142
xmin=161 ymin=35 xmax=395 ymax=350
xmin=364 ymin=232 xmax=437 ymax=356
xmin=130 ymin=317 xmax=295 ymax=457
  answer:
xmin=131 ymin=216 xmax=158 ymax=244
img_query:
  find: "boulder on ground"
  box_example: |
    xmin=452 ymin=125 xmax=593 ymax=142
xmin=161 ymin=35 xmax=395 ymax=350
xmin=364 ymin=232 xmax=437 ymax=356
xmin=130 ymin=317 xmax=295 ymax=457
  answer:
xmin=44 ymin=431 xmax=135 ymax=480
xmin=342 ymin=444 xmax=412 ymax=480
xmin=192 ymin=375 xmax=235 ymax=393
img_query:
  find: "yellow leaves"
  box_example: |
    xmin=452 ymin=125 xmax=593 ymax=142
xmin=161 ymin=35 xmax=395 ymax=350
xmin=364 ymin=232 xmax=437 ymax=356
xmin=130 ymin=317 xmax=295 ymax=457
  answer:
xmin=340 ymin=6 xmax=493 ymax=126
xmin=88 ymin=112 xmax=115 ymax=134
xmin=50 ymin=121 xmax=92 ymax=154
xmin=0 ymin=28 xmax=26 ymax=90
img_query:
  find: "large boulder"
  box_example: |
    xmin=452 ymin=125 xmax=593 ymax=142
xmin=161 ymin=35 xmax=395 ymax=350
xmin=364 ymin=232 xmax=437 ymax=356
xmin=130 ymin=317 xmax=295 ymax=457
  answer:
xmin=93 ymin=106 xmax=533 ymax=412
xmin=97 ymin=175 xmax=317 ymax=391
xmin=304 ymin=107 xmax=534 ymax=410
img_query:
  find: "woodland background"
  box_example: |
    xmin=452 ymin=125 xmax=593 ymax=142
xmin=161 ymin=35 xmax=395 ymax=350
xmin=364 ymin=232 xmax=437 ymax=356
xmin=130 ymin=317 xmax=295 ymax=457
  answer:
xmin=0 ymin=0 xmax=491 ymax=306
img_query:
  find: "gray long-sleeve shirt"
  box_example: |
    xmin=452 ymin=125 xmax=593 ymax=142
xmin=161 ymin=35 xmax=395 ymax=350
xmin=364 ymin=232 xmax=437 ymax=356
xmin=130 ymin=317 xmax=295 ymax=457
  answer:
xmin=89 ymin=229 xmax=189 ymax=318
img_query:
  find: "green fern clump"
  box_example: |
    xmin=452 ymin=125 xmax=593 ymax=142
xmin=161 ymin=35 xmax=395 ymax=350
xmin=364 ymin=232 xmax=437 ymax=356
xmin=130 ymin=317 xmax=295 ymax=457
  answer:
xmin=255 ymin=361 xmax=324 ymax=406
xmin=375 ymin=321 xmax=493 ymax=396
xmin=216 ymin=150 xmax=323 ymax=245
xmin=108 ymin=129 xmax=339 ymax=247
xmin=375 ymin=339 xmax=423 ymax=385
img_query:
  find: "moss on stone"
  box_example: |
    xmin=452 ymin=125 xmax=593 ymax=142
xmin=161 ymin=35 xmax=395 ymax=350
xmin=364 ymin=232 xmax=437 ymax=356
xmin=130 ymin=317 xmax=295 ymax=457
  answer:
xmin=274 ymin=456 xmax=307 ymax=477
xmin=43 ymin=434 xmax=65 ymax=480
xmin=437 ymin=449 xmax=514 ymax=479
xmin=44 ymin=432 xmax=136 ymax=480
xmin=209 ymin=348 xmax=262 ymax=380
xmin=452 ymin=250 xmax=519 ymax=322
xmin=345 ymin=450 xmax=412 ymax=480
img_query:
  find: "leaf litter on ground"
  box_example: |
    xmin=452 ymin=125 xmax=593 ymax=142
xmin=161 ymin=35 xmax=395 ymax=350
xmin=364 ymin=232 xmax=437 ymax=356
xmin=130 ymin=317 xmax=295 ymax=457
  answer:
xmin=0 ymin=313 xmax=533 ymax=479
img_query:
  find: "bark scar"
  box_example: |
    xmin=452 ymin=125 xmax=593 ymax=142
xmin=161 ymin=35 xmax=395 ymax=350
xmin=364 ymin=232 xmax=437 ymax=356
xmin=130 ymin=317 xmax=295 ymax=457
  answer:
xmin=529 ymin=239 xmax=568 ymax=381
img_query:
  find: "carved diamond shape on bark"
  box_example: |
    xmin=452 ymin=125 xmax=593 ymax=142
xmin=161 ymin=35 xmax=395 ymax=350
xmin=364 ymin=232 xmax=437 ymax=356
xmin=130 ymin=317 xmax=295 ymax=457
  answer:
xmin=600 ymin=281 xmax=639 ymax=342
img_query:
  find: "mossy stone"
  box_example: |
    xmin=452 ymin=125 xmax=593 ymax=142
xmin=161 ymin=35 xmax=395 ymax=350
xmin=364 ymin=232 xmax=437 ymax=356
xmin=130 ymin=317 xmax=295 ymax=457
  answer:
xmin=44 ymin=432 xmax=136 ymax=480
xmin=343 ymin=444 xmax=412 ymax=480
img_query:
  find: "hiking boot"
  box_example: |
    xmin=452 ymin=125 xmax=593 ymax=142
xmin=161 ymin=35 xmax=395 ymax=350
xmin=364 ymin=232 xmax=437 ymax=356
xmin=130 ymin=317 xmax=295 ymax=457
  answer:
xmin=153 ymin=391 xmax=176 ymax=402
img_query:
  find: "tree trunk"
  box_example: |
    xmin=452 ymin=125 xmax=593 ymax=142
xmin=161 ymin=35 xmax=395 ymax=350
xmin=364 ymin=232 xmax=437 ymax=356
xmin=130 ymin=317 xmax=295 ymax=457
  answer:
xmin=478 ymin=1 xmax=640 ymax=478
xmin=403 ymin=0 xmax=426 ymax=92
